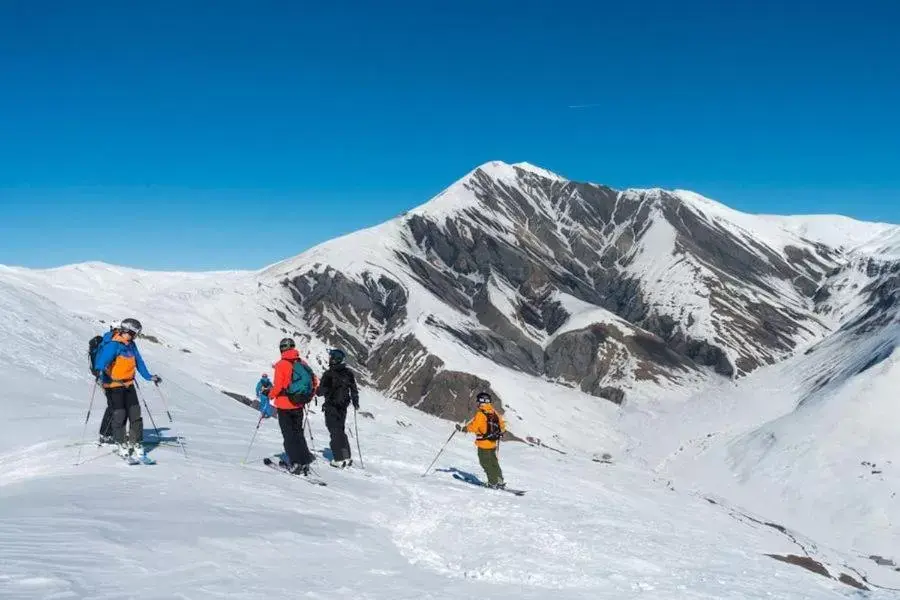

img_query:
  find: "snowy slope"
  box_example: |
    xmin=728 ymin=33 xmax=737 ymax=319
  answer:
xmin=624 ymin=289 xmax=900 ymax=591
xmin=2 ymin=160 xmax=899 ymax=597
xmin=761 ymin=214 xmax=898 ymax=252
xmin=0 ymin=267 xmax=877 ymax=599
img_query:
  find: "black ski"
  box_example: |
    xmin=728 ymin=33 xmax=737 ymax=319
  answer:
xmin=262 ymin=457 xmax=327 ymax=486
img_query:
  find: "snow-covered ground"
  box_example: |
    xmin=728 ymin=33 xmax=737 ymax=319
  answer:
xmin=0 ymin=263 xmax=886 ymax=599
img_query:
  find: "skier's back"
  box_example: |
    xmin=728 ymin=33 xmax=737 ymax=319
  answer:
xmin=317 ymin=348 xmax=359 ymax=468
xmin=457 ymin=392 xmax=506 ymax=488
xmin=255 ymin=373 xmax=274 ymax=417
xmin=268 ymin=338 xmax=317 ymax=475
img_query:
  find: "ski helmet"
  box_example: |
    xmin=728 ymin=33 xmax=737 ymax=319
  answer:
xmin=279 ymin=337 xmax=296 ymax=352
xmin=476 ymin=392 xmax=492 ymax=405
xmin=328 ymin=348 xmax=346 ymax=365
xmin=261 ymin=373 xmax=269 ymax=378
xmin=119 ymin=318 xmax=142 ymax=336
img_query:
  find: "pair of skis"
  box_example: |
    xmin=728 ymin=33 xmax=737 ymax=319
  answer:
xmin=262 ymin=457 xmax=327 ymax=486
xmin=451 ymin=473 xmax=526 ymax=496
xmin=119 ymin=449 xmax=156 ymax=465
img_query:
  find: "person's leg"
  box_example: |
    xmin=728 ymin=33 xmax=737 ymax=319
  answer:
xmin=98 ymin=404 xmax=113 ymax=440
xmin=325 ymin=407 xmax=351 ymax=462
xmin=335 ymin=408 xmax=351 ymax=462
xmin=478 ymin=448 xmax=502 ymax=486
xmin=107 ymin=388 xmax=128 ymax=444
xmin=124 ymin=386 xmax=143 ymax=445
xmin=278 ymin=409 xmax=312 ymax=467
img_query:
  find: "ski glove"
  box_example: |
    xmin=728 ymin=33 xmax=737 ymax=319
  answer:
xmin=151 ymin=374 xmax=162 ymax=385
xmin=455 ymin=423 xmax=465 ymax=432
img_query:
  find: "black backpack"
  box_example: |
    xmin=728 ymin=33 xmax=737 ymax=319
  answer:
xmin=88 ymin=335 xmax=104 ymax=377
xmin=330 ymin=368 xmax=355 ymax=408
xmin=478 ymin=411 xmax=504 ymax=442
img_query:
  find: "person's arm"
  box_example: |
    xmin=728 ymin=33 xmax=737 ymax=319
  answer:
xmin=269 ymin=361 xmax=290 ymax=399
xmin=307 ymin=361 xmax=319 ymax=394
xmin=458 ymin=412 xmax=480 ymax=433
xmin=133 ymin=345 xmax=154 ymax=381
xmin=467 ymin=411 xmax=486 ymax=434
xmin=349 ymin=371 xmax=360 ymax=409
xmin=93 ymin=342 xmax=119 ymax=376
xmin=317 ymin=370 xmax=333 ymax=398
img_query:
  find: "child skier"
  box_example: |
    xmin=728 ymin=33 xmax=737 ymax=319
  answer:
xmin=456 ymin=392 xmax=506 ymax=488
xmin=255 ymin=373 xmax=274 ymax=418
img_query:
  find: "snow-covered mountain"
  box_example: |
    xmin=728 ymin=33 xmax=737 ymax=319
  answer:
xmin=256 ymin=161 xmax=897 ymax=422
xmin=1 ymin=160 xmax=898 ymax=596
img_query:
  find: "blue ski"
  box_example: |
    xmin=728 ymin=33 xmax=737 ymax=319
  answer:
xmin=451 ymin=473 xmax=525 ymax=496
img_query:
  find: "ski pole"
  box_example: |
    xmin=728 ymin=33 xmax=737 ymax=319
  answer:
xmin=135 ymin=385 xmax=162 ymax=445
xmin=243 ymin=414 xmax=265 ymax=464
xmin=155 ymin=383 xmax=188 ymax=458
xmin=354 ymin=407 xmax=364 ymax=469
xmin=75 ymin=381 xmax=99 ymax=466
xmin=146 ymin=381 xmax=188 ymax=458
xmin=422 ymin=427 xmax=458 ymax=477
xmin=304 ymin=405 xmax=315 ymax=447
xmin=153 ymin=381 xmax=175 ymax=423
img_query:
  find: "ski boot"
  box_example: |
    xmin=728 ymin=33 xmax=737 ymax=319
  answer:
xmin=130 ymin=443 xmax=147 ymax=459
xmin=289 ymin=462 xmax=310 ymax=476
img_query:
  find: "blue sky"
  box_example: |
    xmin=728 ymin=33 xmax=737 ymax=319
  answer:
xmin=1 ymin=0 xmax=898 ymax=270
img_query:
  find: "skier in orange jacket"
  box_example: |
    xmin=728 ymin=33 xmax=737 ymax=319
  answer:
xmin=268 ymin=337 xmax=318 ymax=475
xmin=457 ymin=392 xmax=506 ymax=488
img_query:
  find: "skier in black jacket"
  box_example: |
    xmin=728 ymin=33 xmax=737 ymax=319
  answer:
xmin=316 ymin=348 xmax=359 ymax=468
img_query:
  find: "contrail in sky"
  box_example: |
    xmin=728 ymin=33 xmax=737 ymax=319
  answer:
xmin=567 ymin=103 xmax=604 ymax=109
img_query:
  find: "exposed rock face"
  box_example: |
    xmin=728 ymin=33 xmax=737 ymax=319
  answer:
xmin=262 ymin=161 xmax=889 ymax=421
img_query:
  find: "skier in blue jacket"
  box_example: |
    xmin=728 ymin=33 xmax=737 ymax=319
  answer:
xmin=256 ymin=373 xmax=274 ymax=418
xmin=93 ymin=318 xmax=160 ymax=458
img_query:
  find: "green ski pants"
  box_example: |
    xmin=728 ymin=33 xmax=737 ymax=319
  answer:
xmin=477 ymin=447 xmax=504 ymax=485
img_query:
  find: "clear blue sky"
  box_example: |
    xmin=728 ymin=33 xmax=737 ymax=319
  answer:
xmin=1 ymin=0 xmax=898 ymax=270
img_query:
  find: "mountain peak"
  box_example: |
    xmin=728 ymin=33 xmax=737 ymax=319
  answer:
xmin=468 ymin=160 xmax=566 ymax=183
xmin=511 ymin=162 xmax=566 ymax=181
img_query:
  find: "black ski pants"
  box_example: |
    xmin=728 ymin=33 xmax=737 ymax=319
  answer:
xmin=98 ymin=405 xmax=113 ymax=438
xmin=104 ymin=385 xmax=142 ymax=444
xmin=278 ymin=408 xmax=313 ymax=467
xmin=324 ymin=404 xmax=351 ymax=462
